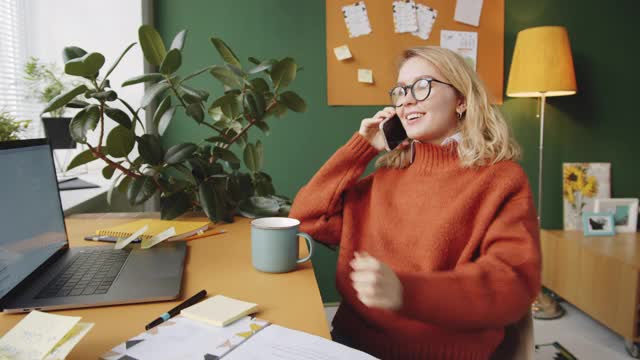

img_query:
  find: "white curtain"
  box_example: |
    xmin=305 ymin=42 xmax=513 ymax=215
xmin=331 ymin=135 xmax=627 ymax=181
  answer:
xmin=0 ymin=0 xmax=42 ymax=138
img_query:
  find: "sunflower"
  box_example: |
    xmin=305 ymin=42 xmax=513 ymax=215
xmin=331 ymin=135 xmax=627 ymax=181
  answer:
xmin=581 ymin=175 xmax=598 ymax=197
xmin=563 ymin=165 xmax=585 ymax=189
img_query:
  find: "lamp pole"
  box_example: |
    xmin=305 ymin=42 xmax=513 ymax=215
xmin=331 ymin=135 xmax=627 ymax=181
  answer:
xmin=537 ymin=93 xmax=546 ymax=226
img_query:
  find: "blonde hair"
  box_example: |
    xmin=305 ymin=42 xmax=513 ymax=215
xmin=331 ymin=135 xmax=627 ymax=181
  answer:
xmin=376 ymin=46 xmax=521 ymax=169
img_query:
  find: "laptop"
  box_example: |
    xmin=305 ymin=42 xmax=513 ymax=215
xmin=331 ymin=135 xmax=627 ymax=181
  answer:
xmin=0 ymin=139 xmax=187 ymax=313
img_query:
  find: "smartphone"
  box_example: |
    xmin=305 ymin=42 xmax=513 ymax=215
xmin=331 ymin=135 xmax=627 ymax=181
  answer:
xmin=379 ymin=114 xmax=408 ymax=151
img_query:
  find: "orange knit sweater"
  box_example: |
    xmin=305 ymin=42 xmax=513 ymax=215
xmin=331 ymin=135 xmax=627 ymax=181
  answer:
xmin=290 ymin=133 xmax=541 ymax=360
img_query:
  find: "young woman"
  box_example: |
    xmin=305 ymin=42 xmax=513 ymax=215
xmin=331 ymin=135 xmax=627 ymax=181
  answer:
xmin=289 ymin=46 xmax=541 ymax=359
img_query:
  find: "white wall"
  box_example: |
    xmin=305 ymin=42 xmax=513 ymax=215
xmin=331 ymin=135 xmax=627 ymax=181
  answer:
xmin=24 ymin=0 xmax=144 ymax=170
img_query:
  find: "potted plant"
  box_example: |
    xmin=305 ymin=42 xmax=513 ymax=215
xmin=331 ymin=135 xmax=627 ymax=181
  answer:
xmin=41 ymin=25 xmax=306 ymax=223
xmin=0 ymin=110 xmax=30 ymax=142
xmin=24 ymin=57 xmax=78 ymax=149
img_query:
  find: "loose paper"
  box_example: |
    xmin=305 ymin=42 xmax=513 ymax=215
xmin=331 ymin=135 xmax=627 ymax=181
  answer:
xmin=440 ymin=30 xmax=478 ymax=70
xmin=412 ymin=4 xmax=438 ymax=40
xmin=141 ymin=226 xmax=176 ymax=249
xmin=357 ymin=69 xmax=374 ymax=83
xmin=115 ymin=225 xmax=148 ymax=250
xmin=333 ymin=45 xmax=353 ymax=61
xmin=454 ymin=0 xmax=483 ymax=27
xmin=392 ymin=0 xmax=418 ymax=33
xmin=223 ymin=324 xmax=378 ymax=360
xmin=0 ymin=311 xmax=81 ymax=360
xmin=342 ymin=2 xmax=372 ymax=38
xmin=44 ymin=322 xmax=94 ymax=360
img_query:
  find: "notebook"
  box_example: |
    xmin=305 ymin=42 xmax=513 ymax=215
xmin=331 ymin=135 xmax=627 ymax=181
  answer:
xmin=181 ymin=295 xmax=259 ymax=327
xmin=96 ymin=219 xmax=210 ymax=241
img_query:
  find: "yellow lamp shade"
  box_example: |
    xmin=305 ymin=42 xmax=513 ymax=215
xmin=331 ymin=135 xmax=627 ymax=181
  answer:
xmin=507 ymin=26 xmax=577 ymax=97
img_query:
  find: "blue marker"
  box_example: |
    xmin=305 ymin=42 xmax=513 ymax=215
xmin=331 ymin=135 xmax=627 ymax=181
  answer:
xmin=145 ymin=290 xmax=207 ymax=330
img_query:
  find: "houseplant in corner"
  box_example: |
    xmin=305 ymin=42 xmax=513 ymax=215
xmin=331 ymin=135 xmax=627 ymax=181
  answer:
xmin=41 ymin=25 xmax=306 ymax=223
xmin=0 ymin=110 xmax=30 ymax=142
xmin=24 ymin=57 xmax=78 ymax=150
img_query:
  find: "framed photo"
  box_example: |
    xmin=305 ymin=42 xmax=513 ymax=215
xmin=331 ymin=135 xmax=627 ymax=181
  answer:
xmin=582 ymin=212 xmax=615 ymax=236
xmin=594 ymin=198 xmax=639 ymax=233
xmin=562 ymin=163 xmax=611 ymax=230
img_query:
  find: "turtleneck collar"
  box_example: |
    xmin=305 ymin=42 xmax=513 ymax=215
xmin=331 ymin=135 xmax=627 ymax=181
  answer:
xmin=410 ymin=140 xmax=460 ymax=173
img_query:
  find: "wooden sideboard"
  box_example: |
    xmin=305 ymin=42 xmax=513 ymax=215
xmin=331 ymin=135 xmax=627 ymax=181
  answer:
xmin=541 ymin=230 xmax=640 ymax=341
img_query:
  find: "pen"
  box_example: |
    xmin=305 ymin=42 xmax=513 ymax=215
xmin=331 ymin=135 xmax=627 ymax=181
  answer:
xmin=84 ymin=235 xmax=141 ymax=243
xmin=145 ymin=289 xmax=207 ymax=330
xmin=184 ymin=229 xmax=227 ymax=241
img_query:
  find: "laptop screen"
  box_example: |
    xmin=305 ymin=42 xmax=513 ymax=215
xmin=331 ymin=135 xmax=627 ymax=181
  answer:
xmin=0 ymin=141 xmax=68 ymax=300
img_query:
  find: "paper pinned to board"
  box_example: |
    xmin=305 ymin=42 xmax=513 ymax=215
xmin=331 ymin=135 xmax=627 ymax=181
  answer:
xmin=0 ymin=311 xmax=81 ymax=360
xmin=342 ymin=1 xmax=372 ymax=38
xmin=392 ymin=0 xmax=418 ymax=33
xmin=440 ymin=30 xmax=478 ymax=70
xmin=333 ymin=45 xmax=353 ymax=61
xmin=412 ymin=4 xmax=438 ymax=40
xmin=454 ymin=0 xmax=484 ymax=27
xmin=141 ymin=226 xmax=176 ymax=249
xmin=357 ymin=69 xmax=374 ymax=83
xmin=115 ymin=225 xmax=148 ymax=249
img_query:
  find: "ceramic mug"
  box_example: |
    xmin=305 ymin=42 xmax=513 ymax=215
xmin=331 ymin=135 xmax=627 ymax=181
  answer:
xmin=251 ymin=217 xmax=314 ymax=273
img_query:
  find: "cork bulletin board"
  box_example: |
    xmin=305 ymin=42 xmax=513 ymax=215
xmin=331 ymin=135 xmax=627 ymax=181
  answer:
xmin=326 ymin=0 xmax=504 ymax=105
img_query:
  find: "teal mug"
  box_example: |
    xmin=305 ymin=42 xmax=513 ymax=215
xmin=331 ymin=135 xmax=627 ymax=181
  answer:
xmin=251 ymin=217 xmax=314 ymax=273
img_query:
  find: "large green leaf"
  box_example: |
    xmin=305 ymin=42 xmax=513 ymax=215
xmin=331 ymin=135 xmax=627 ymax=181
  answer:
xmin=106 ymin=125 xmax=135 ymax=158
xmin=209 ymin=37 xmax=241 ymax=68
xmin=209 ymin=65 xmax=242 ymax=88
xmin=170 ymin=29 xmax=188 ymax=51
xmin=270 ymin=57 xmax=296 ymax=89
xmin=160 ymin=48 xmax=182 ymax=75
xmin=243 ymin=143 xmax=258 ymax=172
xmin=208 ymin=93 xmax=242 ymax=120
xmin=42 ymin=84 xmax=88 ymax=114
xmin=69 ymin=105 xmax=100 ymax=143
xmin=279 ymin=91 xmax=307 ymax=112
xmin=243 ymin=91 xmax=265 ymax=120
xmin=137 ymin=134 xmax=163 ymax=165
xmin=161 ymin=191 xmax=191 ymax=220
xmin=248 ymin=59 xmax=276 ymax=74
xmin=122 ymin=73 xmax=164 ymax=87
xmin=117 ymin=175 xmax=132 ymax=193
xmin=64 ymin=52 xmax=105 ymax=78
xmin=138 ymin=25 xmax=167 ymax=66
xmin=250 ymin=78 xmax=270 ymax=94
xmin=255 ymin=140 xmax=264 ymax=171
xmin=141 ymin=81 xmax=170 ymax=108
xmin=105 ymin=107 xmax=132 ymax=129
xmin=164 ymin=143 xmax=197 ymax=165
xmin=89 ymin=90 xmax=117 ymax=102
xmin=199 ymin=178 xmax=232 ymax=223
xmin=181 ymin=65 xmax=214 ymax=83
xmin=254 ymin=172 xmax=275 ymax=196
xmin=179 ymin=85 xmax=208 ymax=103
xmin=254 ymin=121 xmax=270 ymax=135
xmin=153 ymin=95 xmax=172 ymax=134
xmin=157 ymin=106 xmax=176 ymax=136
xmin=186 ymin=103 xmax=204 ymax=123
xmin=102 ymin=165 xmax=117 ymax=179
xmin=66 ymin=149 xmax=97 ymax=171
xmin=127 ymin=176 xmax=157 ymax=205
xmin=62 ymin=46 xmax=87 ymax=63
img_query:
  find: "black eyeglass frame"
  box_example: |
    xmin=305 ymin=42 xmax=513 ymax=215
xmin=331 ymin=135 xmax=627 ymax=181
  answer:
xmin=388 ymin=77 xmax=454 ymax=107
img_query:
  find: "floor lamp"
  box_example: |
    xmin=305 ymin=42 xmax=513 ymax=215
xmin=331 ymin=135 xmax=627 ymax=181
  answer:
xmin=506 ymin=26 xmax=577 ymax=320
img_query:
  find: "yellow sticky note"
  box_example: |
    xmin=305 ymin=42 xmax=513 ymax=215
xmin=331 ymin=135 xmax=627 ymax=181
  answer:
xmin=44 ymin=322 xmax=94 ymax=360
xmin=333 ymin=45 xmax=352 ymax=61
xmin=0 ymin=311 xmax=81 ymax=360
xmin=358 ymin=69 xmax=374 ymax=84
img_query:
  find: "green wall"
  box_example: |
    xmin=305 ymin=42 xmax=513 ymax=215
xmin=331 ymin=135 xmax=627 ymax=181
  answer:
xmin=156 ymin=0 xmax=640 ymax=302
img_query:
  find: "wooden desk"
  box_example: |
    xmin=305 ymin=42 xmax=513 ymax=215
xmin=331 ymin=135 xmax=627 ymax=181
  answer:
xmin=0 ymin=213 xmax=330 ymax=359
xmin=541 ymin=230 xmax=640 ymax=341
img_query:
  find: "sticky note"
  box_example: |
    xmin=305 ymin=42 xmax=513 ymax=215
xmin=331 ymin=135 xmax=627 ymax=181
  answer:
xmin=181 ymin=295 xmax=259 ymax=327
xmin=115 ymin=225 xmax=148 ymax=250
xmin=0 ymin=311 xmax=81 ymax=360
xmin=44 ymin=322 xmax=94 ymax=360
xmin=333 ymin=45 xmax=352 ymax=61
xmin=141 ymin=226 xmax=176 ymax=249
xmin=357 ymin=69 xmax=374 ymax=84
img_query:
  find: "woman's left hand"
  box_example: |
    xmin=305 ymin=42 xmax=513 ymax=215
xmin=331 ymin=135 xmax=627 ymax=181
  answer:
xmin=350 ymin=252 xmax=403 ymax=310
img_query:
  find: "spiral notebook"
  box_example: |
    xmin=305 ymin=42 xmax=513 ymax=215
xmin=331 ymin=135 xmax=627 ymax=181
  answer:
xmin=96 ymin=219 xmax=210 ymax=241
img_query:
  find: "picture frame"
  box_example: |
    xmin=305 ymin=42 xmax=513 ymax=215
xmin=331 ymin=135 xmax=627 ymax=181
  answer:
xmin=582 ymin=212 xmax=616 ymax=236
xmin=594 ymin=198 xmax=639 ymax=233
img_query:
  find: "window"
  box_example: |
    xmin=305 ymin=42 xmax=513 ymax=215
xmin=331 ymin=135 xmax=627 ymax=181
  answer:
xmin=0 ymin=0 xmax=41 ymax=138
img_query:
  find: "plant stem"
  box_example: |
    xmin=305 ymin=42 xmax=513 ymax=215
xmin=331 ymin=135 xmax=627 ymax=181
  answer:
xmin=167 ymin=77 xmax=188 ymax=109
xmin=87 ymin=144 xmax=141 ymax=179
xmin=222 ymin=99 xmax=277 ymax=149
xmin=202 ymin=122 xmax=230 ymax=141
xmin=97 ymin=103 xmax=105 ymax=153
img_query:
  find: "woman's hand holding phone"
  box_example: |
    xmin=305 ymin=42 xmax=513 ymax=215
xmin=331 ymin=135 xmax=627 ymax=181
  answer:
xmin=359 ymin=107 xmax=397 ymax=152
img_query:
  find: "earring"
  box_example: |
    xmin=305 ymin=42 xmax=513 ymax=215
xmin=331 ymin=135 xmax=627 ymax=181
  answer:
xmin=456 ymin=110 xmax=463 ymax=120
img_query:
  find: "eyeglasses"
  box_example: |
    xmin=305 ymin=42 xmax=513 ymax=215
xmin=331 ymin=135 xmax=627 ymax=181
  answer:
xmin=389 ymin=77 xmax=454 ymax=107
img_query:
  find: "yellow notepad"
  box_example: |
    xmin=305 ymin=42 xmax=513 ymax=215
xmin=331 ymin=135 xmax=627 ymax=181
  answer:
xmin=180 ymin=295 xmax=259 ymax=327
xmin=96 ymin=219 xmax=210 ymax=241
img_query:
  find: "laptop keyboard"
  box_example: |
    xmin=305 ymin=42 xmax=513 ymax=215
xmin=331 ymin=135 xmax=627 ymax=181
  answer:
xmin=36 ymin=247 xmax=131 ymax=298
